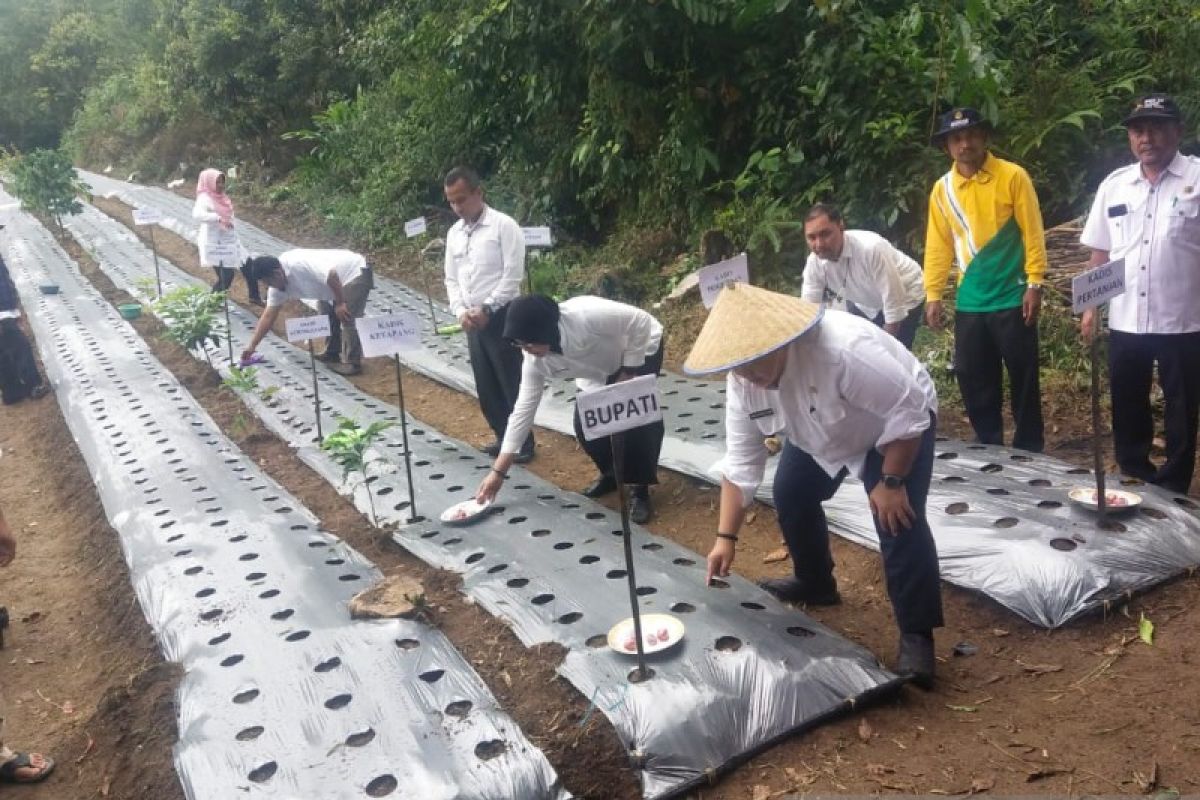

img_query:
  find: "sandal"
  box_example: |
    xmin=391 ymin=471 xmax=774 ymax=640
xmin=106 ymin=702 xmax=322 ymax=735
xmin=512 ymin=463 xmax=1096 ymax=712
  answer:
xmin=0 ymin=751 xmax=55 ymax=784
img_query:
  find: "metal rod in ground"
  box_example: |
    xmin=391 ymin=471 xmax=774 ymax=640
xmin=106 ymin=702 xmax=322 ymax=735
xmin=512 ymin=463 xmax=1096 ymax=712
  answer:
xmin=1091 ymin=334 xmax=1107 ymax=517
xmin=149 ymin=227 xmax=162 ymax=298
xmin=612 ymin=432 xmax=650 ymax=681
xmin=221 ymin=263 xmax=234 ymax=364
xmin=394 ymin=354 xmax=418 ymax=522
xmin=309 ymin=339 xmax=323 ymax=441
xmin=420 ymin=259 xmax=438 ymax=331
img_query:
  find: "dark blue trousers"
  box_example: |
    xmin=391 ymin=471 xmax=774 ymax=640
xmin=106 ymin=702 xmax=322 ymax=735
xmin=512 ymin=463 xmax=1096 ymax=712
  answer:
xmin=771 ymin=418 xmax=943 ymax=633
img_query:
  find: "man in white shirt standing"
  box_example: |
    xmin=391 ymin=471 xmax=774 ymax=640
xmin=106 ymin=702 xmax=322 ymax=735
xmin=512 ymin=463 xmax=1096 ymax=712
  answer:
xmin=241 ymin=249 xmax=374 ymax=374
xmin=443 ymin=166 xmax=533 ymax=462
xmin=1080 ymin=94 xmax=1200 ymax=494
xmin=686 ymin=283 xmax=943 ymax=688
xmin=800 ymin=203 xmax=926 ymax=348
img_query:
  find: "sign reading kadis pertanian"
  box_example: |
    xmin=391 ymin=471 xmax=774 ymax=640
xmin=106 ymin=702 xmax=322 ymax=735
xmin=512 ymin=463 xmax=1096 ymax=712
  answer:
xmin=698 ymin=252 xmax=749 ymax=308
xmin=1071 ymin=257 xmax=1126 ymax=314
xmin=575 ymin=374 xmax=663 ymax=441
xmin=356 ymin=312 xmax=422 ymax=358
xmin=403 ymin=217 xmax=427 ymax=238
xmin=132 ymin=207 xmax=163 ymax=226
xmin=286 ymin=314 xmax=332 ymax=343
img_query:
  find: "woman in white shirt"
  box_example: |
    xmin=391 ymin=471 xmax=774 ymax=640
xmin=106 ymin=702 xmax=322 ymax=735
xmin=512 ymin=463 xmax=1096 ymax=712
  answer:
xmin=475 ymin=294 xmax=665 ymax=523
xmin=192 ymin=169 xmax=261 ymax=305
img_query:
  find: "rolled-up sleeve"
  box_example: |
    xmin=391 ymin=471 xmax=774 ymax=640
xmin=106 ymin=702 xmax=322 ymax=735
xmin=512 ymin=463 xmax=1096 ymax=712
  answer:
xmin=837 ymin=343 xmax=931 ymax=449
xmin=875 ymin=243 xmax=913 ymax=324
xmin=714 ymin=374 xmax=769 ymax=507
xmin=500 ymin=355 xmax=546 ymax=454
xmin=1079 ymin=184 xmax=1112 ymax=252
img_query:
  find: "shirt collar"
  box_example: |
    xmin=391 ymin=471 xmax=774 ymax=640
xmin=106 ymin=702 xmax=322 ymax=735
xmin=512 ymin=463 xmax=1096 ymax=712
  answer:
xmin=953 ymin=152 xmax=997 ymax=188
xmin=1127 ymin=151 xmax=1188 ymax=185
xmin=463 ymin=205 xmax=493 ymax=233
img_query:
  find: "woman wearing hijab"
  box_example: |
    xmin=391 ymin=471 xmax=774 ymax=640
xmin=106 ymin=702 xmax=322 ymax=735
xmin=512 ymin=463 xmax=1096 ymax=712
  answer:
xmin=475 ymin=294 xmax=665 ymax=524
xmin=193 ymin=169 xmax=262 ymax=305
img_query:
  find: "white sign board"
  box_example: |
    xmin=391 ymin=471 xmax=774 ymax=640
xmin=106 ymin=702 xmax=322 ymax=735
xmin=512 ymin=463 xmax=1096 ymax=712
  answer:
xmin=575 ymin=374 xmax=663 ymax=442
xmin=132 ymin=207 xmax=163 ymax=226
xmin=404 ymin=217 xmax=427 ymax=238
xmin=522 ymin=226 xmax=553 ymax=248
xmin=207 ymin=228 xmax=241 ymax=266
xmin=286 ymin=314 xmax=333 ymax=343
xmin=356 ymin=312 xmax=422 ymax=357
xmin=1072 ymin=258 xmax=1126 ymax=314
xmin=698 ymin=252 xmax=749 ymax=308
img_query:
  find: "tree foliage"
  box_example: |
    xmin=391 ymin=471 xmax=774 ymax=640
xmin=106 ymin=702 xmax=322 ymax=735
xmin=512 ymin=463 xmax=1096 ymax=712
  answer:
xmin=2 ymin=148 xmax=88 ymax=230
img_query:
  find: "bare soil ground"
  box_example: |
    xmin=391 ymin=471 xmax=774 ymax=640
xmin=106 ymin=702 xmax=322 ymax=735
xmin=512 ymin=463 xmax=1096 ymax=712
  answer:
xmin=43 ymin=195 xmax=1200 ymax=797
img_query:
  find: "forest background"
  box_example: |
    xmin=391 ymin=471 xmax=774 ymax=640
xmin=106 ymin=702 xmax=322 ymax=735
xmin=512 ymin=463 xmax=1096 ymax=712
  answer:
xmin=2 ymin=0 xmax=1199 ymax=303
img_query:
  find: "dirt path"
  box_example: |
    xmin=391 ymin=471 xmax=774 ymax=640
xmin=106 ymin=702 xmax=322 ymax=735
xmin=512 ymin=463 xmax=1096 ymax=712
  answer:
xmin=86 ymin=196 xmax=1200 ymax=797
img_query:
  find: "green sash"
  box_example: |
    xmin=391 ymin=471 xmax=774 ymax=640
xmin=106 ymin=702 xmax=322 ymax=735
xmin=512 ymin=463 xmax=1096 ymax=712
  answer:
xmin=956 ymin=217 xmax=1026 ymax=312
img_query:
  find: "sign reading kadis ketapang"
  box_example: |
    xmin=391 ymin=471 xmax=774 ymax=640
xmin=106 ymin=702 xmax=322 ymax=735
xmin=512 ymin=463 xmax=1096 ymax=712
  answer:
xmin=1071 ymin=257 xmax=1126 ymax=314
xmin=575 ymin=374 xmax=663 ymax=441
xmin=356 ymin=312 xmax=422 ymax=357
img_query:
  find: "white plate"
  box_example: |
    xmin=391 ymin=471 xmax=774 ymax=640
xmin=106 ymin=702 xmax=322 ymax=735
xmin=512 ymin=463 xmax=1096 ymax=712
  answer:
xmin=607 ymin=613 xmax=685 ymax=655
xmin=439 ymin=498 xmax=493 ymax=526
xmin=1067 ymin=486 xmax=1142 ymax=512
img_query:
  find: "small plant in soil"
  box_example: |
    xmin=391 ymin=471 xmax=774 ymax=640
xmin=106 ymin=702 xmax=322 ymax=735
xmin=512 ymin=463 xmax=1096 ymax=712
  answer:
xmin=133 ymin=277 xmax=159 ymax=301
xmin=320 ymin=416 xmax=394 ymax=527
xmin=259 ymin=384 xmax=280 ymax=405
xmin=151 ymin=285 xmax=226 ymax=363
xmin=221 ymin=364 xmax=260 ymax=394
xmin=2 ymin=148 xmax=87 ymax=233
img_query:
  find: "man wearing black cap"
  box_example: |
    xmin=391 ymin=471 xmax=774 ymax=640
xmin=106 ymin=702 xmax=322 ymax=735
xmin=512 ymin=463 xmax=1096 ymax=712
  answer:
xmin=1080 ymin=94 xmax=1200 ymax=493
xmin=923 ymin=107 xmax=1047 ymax=452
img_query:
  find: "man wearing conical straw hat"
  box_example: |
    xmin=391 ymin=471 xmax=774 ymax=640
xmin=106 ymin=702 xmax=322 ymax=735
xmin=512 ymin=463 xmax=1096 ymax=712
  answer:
xmin=685 ymin=282 xmax=943 ymax=687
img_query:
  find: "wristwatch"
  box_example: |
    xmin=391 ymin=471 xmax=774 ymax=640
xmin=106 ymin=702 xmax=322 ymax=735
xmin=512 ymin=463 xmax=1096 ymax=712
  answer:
xmin=881 ymin=473 xmax=906 ymax=489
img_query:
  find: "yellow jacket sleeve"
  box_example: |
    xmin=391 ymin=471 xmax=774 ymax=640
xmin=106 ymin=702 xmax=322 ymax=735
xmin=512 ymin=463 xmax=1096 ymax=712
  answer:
xmin=1010 ymin=166 xmax=1047 ymax=284
xmin=923 ymin=183 xmax=955 ymax=302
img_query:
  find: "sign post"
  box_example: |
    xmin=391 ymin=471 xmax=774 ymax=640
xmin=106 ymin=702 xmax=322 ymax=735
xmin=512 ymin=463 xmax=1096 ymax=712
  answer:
xmin=576 ymin=375 xmax=664 ymax=682
xmin=405 ymin=217 xmax=440 ymax=330
xmin=698 ymin=252 xmax=750 ymax=309
xmin=132 ymin=207 xmax=164 ymax=297
xmin=206 ymin=230 xmax=241 ymax=365
xmin=1072 ymin=258 xmax=1127 ymax=516
xmin=286 ymin=314 xmax=333 ymax=441
xmin=357 ymin=311 xmax=423 ymax=521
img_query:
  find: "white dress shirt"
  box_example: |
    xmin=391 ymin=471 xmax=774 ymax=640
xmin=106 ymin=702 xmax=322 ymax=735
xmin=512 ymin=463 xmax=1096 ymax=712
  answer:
xmin=1080 ymin=151 xmax=1200 ymax=334
xmin=716 ymin=310 xmax=937 ymax=507
xmin=800 ymin=230 xmax=925 ymax=323
xmin=500 ymin=296 xmax=664 ymax=454
xmin=192 ymin=194 xmax=242 ymax=267
xmin=443 ymin=206 xmax=525 ymax=318
xmin=265 ymin=249 xmax=366 ymax=307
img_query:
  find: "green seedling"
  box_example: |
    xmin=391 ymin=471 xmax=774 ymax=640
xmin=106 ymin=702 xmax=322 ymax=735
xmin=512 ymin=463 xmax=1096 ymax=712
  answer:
xmin=259 ymin=385 xmax=280 ymax=404
xmin=151 ymin=285 xmax=226 ymax=364
xmin=222 ymin=364 xmax=260 ymax=394
xmin=320 ymin=417 xmax=395 ymax=527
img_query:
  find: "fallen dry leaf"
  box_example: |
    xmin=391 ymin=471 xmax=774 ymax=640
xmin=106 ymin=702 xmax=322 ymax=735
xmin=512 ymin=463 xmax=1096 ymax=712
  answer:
xmin=1026 ymin=766 xmax=1072 ymax=782
xmin=1020 ymin=662 xmax=1064 ymax=675
xmin=858 ymin=718 xmax=875 ymax=743
xmin=992 ymin=628 xmax=1010 ymax=637
xmin=762 ymin=547 xmax=790 ymax=564
xmin=751 ymin=785 xmax=771 ymax=800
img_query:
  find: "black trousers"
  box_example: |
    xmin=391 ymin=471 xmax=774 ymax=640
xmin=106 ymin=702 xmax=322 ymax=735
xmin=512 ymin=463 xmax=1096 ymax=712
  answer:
xmin=0 ymin=319 xmax=44 ymax=404
xmin=954 ymin=307 xmax=1044 ymax=452
xmin=571 ymin=343 xmax=666 ymax=486
xmin=1109 ymin=330 xmax=1200 ymax=494
xmin=848 ymin=302 xmax=923 ymax=350
xmin=772 ymin=418 xmax=944 ymax=634
xmin=467 ymin=304 xmax=529 ymax=446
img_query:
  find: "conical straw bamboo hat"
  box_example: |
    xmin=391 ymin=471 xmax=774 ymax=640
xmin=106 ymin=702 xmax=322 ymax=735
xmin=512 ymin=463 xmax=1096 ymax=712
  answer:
xmin=683 ymin=283 xmax=823 ymax=375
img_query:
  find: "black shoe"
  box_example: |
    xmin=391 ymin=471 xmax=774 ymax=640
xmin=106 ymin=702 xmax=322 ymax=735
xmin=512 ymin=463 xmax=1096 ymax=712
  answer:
xmin=896 ymin=631 xmax=936 ymax=689
xmin=629 ymin=487 xmax=652 ymax=524
xmin=29 ymin=384 xmax=50 ymax=400
xmin=317 ymin=350 xmax=341 ymax=363
xmin=582 ymin=474 xmax=617 ymax=498
xmin=249 ymin=296 xmax=265 ymax=307
xmin=480 ymin=441 xmax=501 ymax=457
xmin=513 ymin=444 xmax=535 ymax=465
xmin=757 ymin=576 xmax=841 ymax=606
xmin=332 ymin=363 xmax=362 ymax=376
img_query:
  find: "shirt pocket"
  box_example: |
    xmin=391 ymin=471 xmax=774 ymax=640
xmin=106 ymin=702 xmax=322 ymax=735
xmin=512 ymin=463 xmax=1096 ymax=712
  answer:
xmin=1167 ymin=195 xmax=1200 ymax=244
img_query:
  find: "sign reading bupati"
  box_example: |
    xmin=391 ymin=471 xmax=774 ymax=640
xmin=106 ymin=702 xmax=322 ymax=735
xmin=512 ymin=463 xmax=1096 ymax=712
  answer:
xmin=286 ymin=314 xmax=332 ymax=343
xmin=575 ymin=374 xmax=663 ymax=441
xmin=522 ymin=226 xmax=553 ymax=247
xmin=404 ymin=217 xmax=427 ymax=238
xmin=206 ymin=228 xmax=240 ymax=267
xmin=356 ymin=312 xmax=422 ymax=357
xmin=698 ymin=252 xmax=749 ymax=308
xmin=132 ymin=207 xmax=163 ymax=226
xmin=1072 ymin=258 xmax=1126 ymax=314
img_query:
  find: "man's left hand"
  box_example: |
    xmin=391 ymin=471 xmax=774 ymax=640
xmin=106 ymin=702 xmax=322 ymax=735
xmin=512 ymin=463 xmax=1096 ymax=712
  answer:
xmin=467 ymin=306 xmax=489 ymax=329
xmin=868 ymin=483 xmax=915 ymax=536
xmin=334 ymin=301 xmax=352 ymax=323
xmin=1022 ymin=287 xmax=1042 ymax=326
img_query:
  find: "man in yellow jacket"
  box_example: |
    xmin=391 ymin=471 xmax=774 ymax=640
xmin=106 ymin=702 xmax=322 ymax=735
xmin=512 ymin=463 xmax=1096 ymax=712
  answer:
xmin=923 ymin=107 xmax=1047 ymax=452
